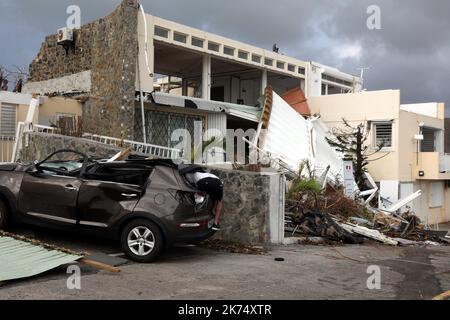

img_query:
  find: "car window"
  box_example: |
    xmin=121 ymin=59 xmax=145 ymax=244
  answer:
xmin=83 ymin=163 xmax=153 ymax=186
xmin=38 ymin=151 xmax=90 ymax=177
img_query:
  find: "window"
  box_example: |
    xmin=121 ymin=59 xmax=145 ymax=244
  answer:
xmin=154 ymin=26 xmax=169 ymax=38
xmin=298 ymin=67 xmax=306 ymax=75
xmin=288 ymin=64 xmax=295 ymax=72
xmin=421 ymin=127 xmax=436 ymax=152
xmin=0 ymin=104 xmax=17 ymax=137
xmin=276 ymin=61 xmax=285 ymax=69
xmin=252 ymin=54 xmax=261 ymax=63
xmin=264 ymin=58 xmax=273 ymax=66
xmin=223 ymin=46 xmax=235 ymax=56
xmin=173 ymin=32 xmax=187 ymax=44
xmin=191 ymin=37 xmax=204 ymax=48
xmin=238 ymin=50 xmax=248 ymax=60
xmin=374 ymin=122 xmax=393 ymax=148
xmin=208 ymin=42 xmax=220 ymax=52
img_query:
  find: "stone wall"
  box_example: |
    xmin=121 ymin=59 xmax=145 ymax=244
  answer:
xmin=210 ymin=168 xmax=284 ymax=244
xmin=20 ymin=132 xmax=285 ymax=245
xmin=20 ymin=132 xmax=121 ymax=163
xmin=27 ymin=0 xmax=139 ymax=140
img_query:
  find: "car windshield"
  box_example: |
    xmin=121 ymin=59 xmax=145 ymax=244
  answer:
xmin=39 ymin=151 xmax=94 ymax=176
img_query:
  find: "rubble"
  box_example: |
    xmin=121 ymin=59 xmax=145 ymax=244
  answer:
xmin=285 ymin=175 xmax=449 ymax=247
xmin=286 ymin=210 xmax=363 ymax=244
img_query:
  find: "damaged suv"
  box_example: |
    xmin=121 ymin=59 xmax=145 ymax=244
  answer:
xmin=0 ymin=150 xmax=216 ymax=262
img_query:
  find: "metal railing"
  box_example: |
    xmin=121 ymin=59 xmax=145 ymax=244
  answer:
xmin=0 ymin=136 xmax=15 ymax=163
xmin=82 ymin=133 xmax=182 ymax=159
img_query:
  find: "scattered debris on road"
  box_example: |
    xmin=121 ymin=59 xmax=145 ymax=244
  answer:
xmin=200 ymin=239 xmax=268 ymax=255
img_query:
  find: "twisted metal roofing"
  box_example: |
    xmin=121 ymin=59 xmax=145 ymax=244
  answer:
xmin=0 ymin=236 xmax=82 ymax=282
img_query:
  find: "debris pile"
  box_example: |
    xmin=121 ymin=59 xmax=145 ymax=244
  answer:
xmin=285 ymin=176 xmax=450 ymax=247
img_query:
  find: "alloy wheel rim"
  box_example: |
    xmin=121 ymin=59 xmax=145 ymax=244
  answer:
xmin=127 ymin=226 xmax=155 ymax=256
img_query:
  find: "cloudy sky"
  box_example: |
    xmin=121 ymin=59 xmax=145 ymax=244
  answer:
xmin=1 ymin=0 xmax=449 ymax=113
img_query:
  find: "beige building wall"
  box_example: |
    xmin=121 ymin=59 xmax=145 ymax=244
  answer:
xmin=37 ymin=96 xmax=82 ymax=126
xmin=309 ymin=90 xmax=450 ymax=223
xmin=0 ymin=93 xmax=82 ymax=162
xmin=309 ymin=90 xmax=401 ymax=181
xmin=398 ymin=109 xmax=443 ymax=182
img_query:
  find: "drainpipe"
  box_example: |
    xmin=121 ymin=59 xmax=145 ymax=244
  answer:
xmin=138 ymin=4 xmax=151 ymax=144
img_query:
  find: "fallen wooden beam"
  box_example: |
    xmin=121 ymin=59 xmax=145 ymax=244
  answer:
xmin=78 ymin=258 xmax=121 ymax=273
xmin=432 ymin=290 xmax=450 ymax=301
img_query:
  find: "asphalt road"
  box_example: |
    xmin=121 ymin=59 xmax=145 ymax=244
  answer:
xmin=0 ymin=227 xmax=449 ymax=300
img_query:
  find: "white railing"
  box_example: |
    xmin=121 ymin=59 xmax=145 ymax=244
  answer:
xmin=82 ymin=133 xmax=182 ymax=159
xmin=0 ymin=136 xmax=15 ymax=163
xmin=9 ymin=122 xmax=182 ymax=162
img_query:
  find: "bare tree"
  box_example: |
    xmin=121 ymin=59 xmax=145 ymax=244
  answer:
xmin=325 ymin=118 xmax=385 ymax=189
xmin=0 ymin=66 xmax=10 ymax=91
xmin=0 ymin=65 xmax=28 ymax=92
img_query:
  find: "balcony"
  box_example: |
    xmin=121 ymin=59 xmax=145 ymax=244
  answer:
xmin=415 ymin=152 xmax=450 ymax=180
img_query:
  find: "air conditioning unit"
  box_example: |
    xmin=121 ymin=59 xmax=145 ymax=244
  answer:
xmin=57 ymin=27 xmax=74 ymax=44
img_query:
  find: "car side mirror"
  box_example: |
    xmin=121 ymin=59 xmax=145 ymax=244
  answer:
xmin=27 ymin=161 xmax=40 ymax=174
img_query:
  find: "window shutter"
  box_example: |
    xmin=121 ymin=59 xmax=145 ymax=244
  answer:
xmin=375 ymin=123 xmax=392 ymax=148
xmin=0 ymin=104 xmax=17 ymax=137
xmin=421 ymin=128 xmax=435 ymax=152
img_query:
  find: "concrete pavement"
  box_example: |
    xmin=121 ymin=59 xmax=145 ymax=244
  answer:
xmin=0 ymin=227 xmax=449 ymax=300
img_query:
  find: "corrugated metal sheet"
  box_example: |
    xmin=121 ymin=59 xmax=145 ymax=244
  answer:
xmin=0 ymin=236 xmax=82 ymax=282
xmin=256 ymin=91 xmax=345 ymax=180
xmin=206 ymin=113 xmax=227 ymax=140
xmin=152 ymin=92 xmax=261 ymax=122
xmin=262 ymin=92 xmax=313 ymax=172
xmin=311 ymin=119 xmax=345 ymax=181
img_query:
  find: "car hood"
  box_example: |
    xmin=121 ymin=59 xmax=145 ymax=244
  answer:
xmin=0 ymin=163 xmax=28 ymax=172
xmin=0 ymin=163 xmax=19 ymax=171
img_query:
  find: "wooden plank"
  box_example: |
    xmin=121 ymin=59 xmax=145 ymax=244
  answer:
xmin=432 ymin=290 xmax=450 ymax=300
xmin=79 ymin=258 xmax=121 ymax=273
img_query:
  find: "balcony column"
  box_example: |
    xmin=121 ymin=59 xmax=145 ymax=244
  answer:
xmin=261 ymin=69 xmax=268 ymax=95
xmin=202 ymin=55 xmax=211 ymax=100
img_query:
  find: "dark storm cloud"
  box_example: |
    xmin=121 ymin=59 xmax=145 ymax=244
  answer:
xmin=0 ymin=0 xmax=449 ymax=113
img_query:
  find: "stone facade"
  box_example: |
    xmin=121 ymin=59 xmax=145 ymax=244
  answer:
xmin=20 ymin=132 xmax=284 ymax=245
xmin=20 ymin=132 xmax=121 ymax=163
xmin=27 ymin=0 xmax=139 ymax=140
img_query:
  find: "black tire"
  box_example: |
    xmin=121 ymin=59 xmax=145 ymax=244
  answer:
xmin=0 ymin=200 xmax=8 ymax=230
xmin=120 ymin=219 xmax=164 ymax=263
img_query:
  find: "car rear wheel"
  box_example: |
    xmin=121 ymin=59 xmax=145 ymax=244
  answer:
xmin=120 ymin=219 xmax=164 ymax=263
xmin=0 ymin=200 xmax=8 ymax=230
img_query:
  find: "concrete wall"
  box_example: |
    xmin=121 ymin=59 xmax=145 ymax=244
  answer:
xmin=20 ymin=132 xmax=285 ymax=244
xmin=23 ymin=71 xmax=92 ymax=95
xmin=27 ymin=0 xmax=139 ymax=140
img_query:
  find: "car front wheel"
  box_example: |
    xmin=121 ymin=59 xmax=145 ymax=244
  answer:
xmin=120 ymin=219 xmax=164 ymax=263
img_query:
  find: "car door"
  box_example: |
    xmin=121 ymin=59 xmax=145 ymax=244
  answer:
xmin=18 ymin=150 xmax=86 ymax=226
xmin=77 ymin=165 xmax=146 ymax=228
